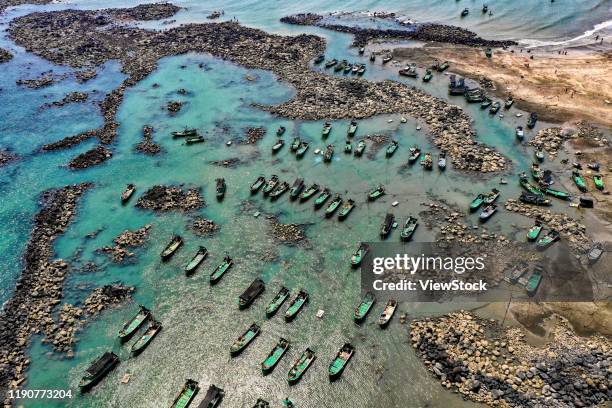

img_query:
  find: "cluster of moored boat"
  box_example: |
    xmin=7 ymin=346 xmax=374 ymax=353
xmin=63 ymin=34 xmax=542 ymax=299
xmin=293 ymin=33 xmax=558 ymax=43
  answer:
xmin=317 ymin=55 xmax=366 ymax=75
xmin=171 ymin=128 xmax=205 ymax=144
xmin=469 ymin=188 xmax=501 ymax=222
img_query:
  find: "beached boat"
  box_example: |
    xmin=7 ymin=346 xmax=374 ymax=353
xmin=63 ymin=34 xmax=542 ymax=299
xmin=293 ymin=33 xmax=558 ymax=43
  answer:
xmin=542 ymin=186 xmax=571 ymax=200
xmin=300 ymin=183 xmax=320 ymax=202
xmin=378 ymin=299 xmax=397 ymax=327
xmin=588 ymin=242 xmax=604 ymax=264
xmin=505 ymin=96 xmax=514 ymax=109
xmin=572 ymin=171 xmax=588 ymax=192
xmin=254 ymin=399 xmax=270 ymax=408
xmin=479 ymin=204 xmax=497 ymax=222
xmin=272 ymin=139 xmax=285 ymax=153
xmin=210 ymin=255 xmax=233 ymax=284
xmin=199 ymin=385 xmax=224 ymax=408
xmin=399 ymin=65 xmax=418 ymax=78
xmin=131 ymin=320 xmax=162 ymax=356
xmin=251 ymin=176 xmax=265 ymax=194
xmin=314 ymin=188 xmax=331 ymax=208
xmin=290 ymin=137 xmax=301 ymax=152
xmin=484 ymin=188 xmax=500 ymax=204
xmin=287 ymin=348 xmax=316 ymax=384
xmin=354 ymin=140 xmax=366 ymax=156
xmin=79 ymin=352 xmax=119 ymax=392
xmin=184 ymin=246 xmax=208 ymax=274
xmin=295 ymin=142 xmax=309 ymax=158
xmin=520 ymin=173 xmax=543 ymax=195
xmin=323 ymin=144 xmax=334 ymax=162
xmin=170 ymin=379 xmax=199 ymax=408
xmin=480 ymin=98 xmax=492 ymax=109
xmin=527 ymin=220 xmax=543 ymax=241
xmin=118 ymin=305 xmax=151 ymax=342
xmin=408 ymin=146 xmax=421 ymax=163
xmin=380 ymin=213 xmax=395 ymax=238
xmin=239 ymin=279 xmax=265 ymax=309
xmin=344 ymin=140 xmax=353 ymax=153
xmin=465 ymin=89 xmax=485 ymax=103
xmin=354 ymin=292 xmax=375 ymax=322
xmin=449 ymin=77 xmax=466 ymax=95
xmin=423 ymin=69 xmax=433 ymax=82
xmin=536 ymin=229 xmax=560 ymax=249
xmin=469 ymin=194 xmax=486 ymax=212
xmin=216 ymin=178 xmax=226 ymax=200
xmin=314 ymin=55 xmax=325 ymax=64
xmin=382 ymin=55 xmax=392 ymax=64
xmin=386 ymin=140 xmax=399 ymax=157
xmin=276 ymin=126 xmax=286 ymax=136
xmin=230 ymin=323 xmax=261 ymax=356
xmin=325 ymin=195 xmax=343 ymax=217
xmin=324 ymin=59 xmax=338 ymax=68
xmin=161 ymin=235 xmax=182 ymax=260
xmin=269 ymin=181 xmax=290 ymax=200
xmin=289 ymin=178 xmax=305 ymax=200
xmin=357 ymin=65 xmax=366 ymax=75
xmin=322 ymin=122 xmax=332 ymax=138
xmin=121 ymin=184 xmax=135 ymax=204
xmin=527 ymin=112 xmax=538 ymax=129
xmin=420 ymin=152 xmax=433 ymax=170
xmin=520 ymin=192 xmax=551 ymax=206
xmin=531 ymin=162 xmax=543 ymax=180
xmin=266 ymin=286 xmax=290 ymax=318
xmin=172 ymin=128 xmax=197 ymax=138
xmin=526 ymin=267 xmax=543 ymax=296
xmin=461 ymin=8 xmax=469 ymax=16
xmin=437 ymin=61 xmax=450 ymax=71
xmin=285 ymin=290 xmax=309 ymax=321
xmin=593 ymin=174 xmax=605 ymax=190
xmin=489 ymin=101 xmax=501 ymax=114
xmin=262 ymin=175 xmax=279 ymax=195
xmin=329 ymin=343 xmax=355 ymax=380
xmin=370 ymin=53 xmax=376 ymax=62
xmin=368 ymin=184 xmax=385 ymax=201
xmin=262 ymin=338 xmax=290 ymax=374
xmin=185 ymin=134 xmax=205 ymax=144
xmin=347 ymin=120 xmax=358 ymax=137
xmin=437 ymin=152 xmax=447 ymax=170
xmin=515 ymin=126 xmax=525 ymax=140
xmin=400 ymin=216 xmax=418 ymax=241
xmin=338 ymin=199 xmax=355 ymax=220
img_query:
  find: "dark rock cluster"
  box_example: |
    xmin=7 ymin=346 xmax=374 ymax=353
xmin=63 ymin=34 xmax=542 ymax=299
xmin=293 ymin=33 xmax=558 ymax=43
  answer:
xmin=16 ymin=74 xmax=58 ymax=89
xmin=243 ymin=126 xmax=266 ymax=144
xmin=0 ymin=149 xmax=18 ymax=167
xmin=98 ymin=224 xmax=152 ymax=262
xmin=0 ymin=48 xmax=12 ymax=63
xmin=40 ymin=130 xmax=97 ymax=152
xmin=269 ymin=219 xmax=306 ymax=245
xmin=135 ymin=125 xmax=161 ymax=155
xmin=135 ymin=185 xmax=204 ymax=212
xmin=68 ymin=145 xmax=112 ymax=169
xmin=41 ymin=91 xmax=88 ymax=109
xmin=167 ymin=100 xmax=182 ymax=114
xmin=188 ymin=217 xmax=219 ymax=236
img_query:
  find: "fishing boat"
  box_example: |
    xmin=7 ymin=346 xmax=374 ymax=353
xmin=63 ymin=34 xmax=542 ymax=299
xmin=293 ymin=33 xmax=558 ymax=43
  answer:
xmin=368 ymin=185 xmax=385 ymax=201
xmin=536 ymin=229 xmax=560 ymax=249
xmin=515 ymin=126 xmax=525 ymax=140
xmin=324 ymin=59 xmax=338 ymax=68
xmin=261 ymin=338 xmax=290 ymax=374
xmin=347 ymin=120 xmax=358 ymax=137
xmin=329 ymin=343 xmax=355 ymax=380
xmin=526 ymin=267 xmax=543 ymax=296
xmin=343 ymin=63 xmax=352 ymax=74
xmin=210 ymin=256 xmax=233 ymax=284
xmin=269 ymin=181 xmax=290 ymax=200
xmin=354 ymin=292 xmax=375 ymax=322
xmin=354 ymin=140 xmax=366 ymax=156
xmin=161 ymin=235 xmax=183 ymax=260
xmin=461 ymin=8 xmax=469 ymax=17
xmin=344 ymin=140 xmax=353 ymax=153
xmin=359 ymin=47 xmax=365 ymax=55
xmin=172 ymin=128 xmax=197 ymax=138
xmin=254 ymin=399 xmax=270 ymax=408
xmin=322 ymin=122 xmax=332 ymax=138
xmin=572 ymin=171 xmax=588 ymax=192
xmin=185 ymin=134 xmax=205 ymax=144
xmin=420 ymin=152 xmax=433 ymax=170
xmin=338 ymin=199 xmax=355 ymax=220
xmin=437 ymin=61 xmax=450 ymax=72
xmin=230 ymin=323 xmax=261 ymax=356
xmin=422 ymin=69 xmax=433 ymax=82
xmin=527 ymin=220 xmax=543 ymax=241
xmin=325 ymin=195 xmax=343 ymax=217
xmin=531 ymin=162 xmax=543 ymax=180
xmin=485 ymin=47 xmax=492 ymax=58
xmin=408 ymin=146 xmax=421 ymax=163
xmin=535 ymin=149 xmax=545 ymax=162
xmin=314 ymin=55 xmax=325 ymax=64
xmin=580 ymin=197 xmax=594 ymax=208
xmin=520 ymin=173 xmax=543 ymax=195
xmin=170 ymin=379 xmax=199 ymax=408
xmin=482 ymin=4 xmax=489 ymax=13
xmin=357 ymin=65 xmax=366 ymax=75
xmin=79 ymin=352 xmax=119 ymax=392
xmin=385 ymin=140 xmax=399 ymax=157
xmin=587 ymin=162 xmax=600 ymax=171
xmin=351 ymin=243 xmax=368 ymax=267
xmin=131 ymin=320 xmax=162 ymax=356
xmin=527 ymin=112 xmax=538 ymax=128
xmin=382 ymin=55 xmax=392 ymax=64
xmin=438 ymin=152 xmax=447 ymax=170
xmin=399 ymin=64 xmax=418 ymax=78
xmin=380 ymin=213 xmax=395 ymax=239
xmin=587 ymin=242 xmax=604 ymax=264
xmin=593 ymin=174 xmax=605 ymax=190
xmin=469 ymin=194 xmax=486 ymax=212
xmin=266 ymin=286 xmax=290 ymax=318
xmin=285 ymin=290 xmax=309 ymax=321
xmin=290 ymin=137 xmax=301 ymax=152
xmin=199 ymin=385 xmax=224 ymax=408
xmin=335 ymin=60 xmax=347 ymax=72
xmin=352 ymin=64 xmax=360 ymax=74
xmin=449 ymin=77 xmax=466 ymax=95
xmin=479 ymin=204 xmax=497 ymax=222
xmin=262 ymin=175 xmax=279 ymax=195
xmin=542 ymin=186 xmax=571 ymax=200
xmin=272 ymin=139 xmax=285 ymax=153
xmin=323 ymin=144 xmax=334 ymax=162
xmin=378 ymin=299 xmax=397 ymax=327
xmin=520 ymin=192 xmax=551 ymax=206
xmin=216 ymin=178 xmax=226 ymax=200
xmin=370 ymin=53 xmax=376 ymax=62
xmin=238 ymin=278 xmax=265 ymax=309
xmin=251 ymin=176 xmax=265 ymax=194
xmin=287 ymin=348 xmax=316 ymax=384
xmin=276 ymin=126 xmax=286 ymax=136
xmin=314 ymin=188 xmax=331 ymax=208
xmin=489 ymin=101 xmax=501 ymax=114
xmin=480 ymin=98 xmax=492 ymax=109
xmin=300 ymin=183 xmax=320 ymax=202
xmin=505 ymin=96 xmax=514 ymax=109
xmin=121 ymin=184 xmax=135 ymax=204
xmin=289 ymin=178 xmax=305 ymax=200
xmin=295 ymin=142 xmax=309 ymax=158
xmin=484 ymin=188 xmax=500 ymax=204
xmin=184 ymin=246 xmax=208 ymax=274
xmin=400 ymin=216 xmax=418 ymax=241
xmin=118 ymin=305 xmax=151 ymax=342
xmin=465 ymin=89 xmax=485 ymax=103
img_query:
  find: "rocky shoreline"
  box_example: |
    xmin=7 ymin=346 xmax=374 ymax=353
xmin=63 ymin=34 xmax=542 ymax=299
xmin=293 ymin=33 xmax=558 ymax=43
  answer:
xmin=40 ymin=130 xmax=97 ymax=152
xmin=530 ymin=122 xmax=609 ymax=159
xmin=134 ymin=125 xmax=161 ymax=155
xmin=98 ymin=224 xmax=152 ymax=263
xmin=135 ymin=185 xmax=204 ymax=212
xmin=0 ymin=183 xmax=91 ymax=401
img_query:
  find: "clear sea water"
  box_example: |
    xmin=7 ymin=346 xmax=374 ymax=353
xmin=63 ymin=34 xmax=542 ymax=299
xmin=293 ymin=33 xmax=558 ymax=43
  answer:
xmin=0 ymin=0 xmax=610 ymax=407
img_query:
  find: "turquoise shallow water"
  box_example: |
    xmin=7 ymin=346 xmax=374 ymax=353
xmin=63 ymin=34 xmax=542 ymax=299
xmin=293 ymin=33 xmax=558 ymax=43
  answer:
xmin=0 ymin=0 xmax=610 ymax=407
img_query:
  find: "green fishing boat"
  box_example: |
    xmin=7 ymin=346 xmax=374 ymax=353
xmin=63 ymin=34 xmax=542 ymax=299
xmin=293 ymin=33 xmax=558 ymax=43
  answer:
xmin=172 ymin=128 xmax=197 ymax=138
xmin=351 ymin=244 xmax=368 ymax=267
xmin=469 ymin=194 xmax=485 ymax=212
xmin=118 ymin=305 xmax=151 ymax=343
xmin=295 ymin=142 xmax=309 ymax=158
xmin=386 ymin=141 xmax=399 ymax=157
xmin=527 ymin=112 xmax=538 ymax=128
xmin=543 ymin=187 xmax=571 ymax=200
xmin=210 ymin=255 xmax=233 ymax=284
xmin=184 ymin=246 xmax=208 ymax=274
xmin=314 ymin=188 xmax=331 ymax=208
xmin=261 ymin=338 xmax=290 ymax=374
xmin=344 ymin=140 xmax=352 ymax=153
xmin=276 ymin=126 xmax=286 ymax=136
xmin=185 ymin=134 xmax=205 ymax=144
xmin=272 ymin=139 xmax=285 ymax=153
xmin=347 ymin=120 xmax=358 ymax=137
xmin=531 ymin=163 xmax=543 ymax=180
xmin=520 ymin=173 xmax=543 ymax=195
xmin=251 ymin=176 xmax=265 ymax=194
xmin=322 ymin=122 xmax=332 ymax=138
xmin=285 ymin=290 xmax=308 ymax=322
xmin=572 ymin=171 xmax=587 ymax=192
xmin=287 ymin=348 xmax=316 ymax=385
xmin=527 ymin=220 xmax=543 ymax=241
xmin=526 ymin=267 xmax=543 ymax=296
xmin=269 ymin=181 xmax=290 ymax=200
xmin=325 ymin=195 xmax=343 ymax=217
xmin=329 ymin=343 xmax=355 ymax=380
xmin=537 ymin=229 xmax=560 ymax=249
xmin=520 ymin=192 xmax=551 ymax=206
xmin=131 ymin=320 xmax=162 ymax=356
xmin=480 ymin=98 xmax=492 ymax=109
xmin=483 ymin=188 xmax=500 ymax=204
xmin=290 ymin=137 xmax=301 ymax=152
xmin=354 ymin=292 xmax=375 ymax=322
xmin=161 ymin=235 xmax=183 ymax=260
xmin=79 ymin=352 xmax=119 ymax=392
xmin=262 ymin=175 xmax=279 ymax=195
xmin=400 ymin=216 xmax=418 ymax=241
xmin=230 ymin=323 xmax=261 ymax=356
xmin=170 ymin=379 xmax=199 ymax=408
xmin=323 ymin=144 xmax=334 ymax=162
xmin=438 ymin=61 xmax=450 ymax=71
xmin=422 ymin=69 xmax=433 ymax=82
xmin=594 ymin=174 xmax=605 ymax=190
xmin=368 ymin=184 xmax=385 ymax=201
xmin=354 ymin=140 xmax=366 ymax=156
xmin=300 ymin=183 xmax=320 ymax=202
xmin=265 ymin=286 xmax=290 ymax=318
xmin=338 ymin=199 xmax=355 ymax=220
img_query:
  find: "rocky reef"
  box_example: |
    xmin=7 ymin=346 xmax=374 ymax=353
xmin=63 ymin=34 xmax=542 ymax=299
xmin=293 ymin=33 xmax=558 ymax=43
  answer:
xmin=269 ymin=219 xmax=307 ymax=246
xmin=188 ymin=217 xmax=219 ymax=236
xmin=135 ymin=185 xmax=204 ymax=212
xmin=68 ymin=145 xmax=112 ymax=169
xmin=0 ymin=149 xmax=18 ymax=167
xmin=0 ymin=48 xmax=12 ymax=63
xmin=98 ymin=224 xmax=152 ymax=262
xmin=41 ymin=91 xmax=88 ymax=109
xmin=135 ymin=125 xmax=161 ymax=155
xmin=40 ymin=130 xmax=97 ymax=152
